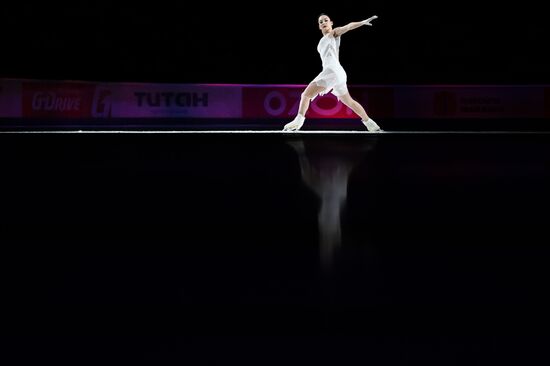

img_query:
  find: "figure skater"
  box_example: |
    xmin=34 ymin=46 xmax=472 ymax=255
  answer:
xmin=283 ymin=14 xmax=382 ymax=132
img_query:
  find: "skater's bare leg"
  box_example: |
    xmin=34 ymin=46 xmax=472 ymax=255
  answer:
xmin=339 ymin=93 xmax=381 ymax=131
xmin=338 ymin=93 xmax=369 ymax=120
xmin=283 ymin=82 xmax=326 ymax=131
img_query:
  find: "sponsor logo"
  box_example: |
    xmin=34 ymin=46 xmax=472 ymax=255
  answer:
xmin=31 ymin=92 xmax=81 ymax=112
xmin=134 ymin=92 xmax=209 ymax=108
xmin=243 ymin=87 xmax=356 ymax=118
xmin=92 ymin=87 xmax=113 ymax=118
xmin=434 ymin=91 xmax=504 ymax=116
xmin=459 ymin=96 xmax=503 ymax=114
xmin=22 ymin=83 xmax=94 ymax=118
xmin=243 ymin=86 xmax=394 ymax=118
xmin=265 ymin=90 xmax=352 ymax=117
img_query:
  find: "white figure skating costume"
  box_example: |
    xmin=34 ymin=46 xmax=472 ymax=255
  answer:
xmin=312 ymin=34 xmax=348 ymax=98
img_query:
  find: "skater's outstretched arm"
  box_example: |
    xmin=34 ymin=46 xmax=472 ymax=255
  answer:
xmin=332 ymin=15 xmax=378 ymax=37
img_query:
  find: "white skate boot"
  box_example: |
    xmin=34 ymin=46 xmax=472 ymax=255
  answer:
xmin=362 ymin=118 xmax=382 ymax=132
xmin=283 ymin=114 xmax=305 ymax=131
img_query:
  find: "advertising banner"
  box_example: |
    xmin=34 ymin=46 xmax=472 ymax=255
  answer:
xmin=102 ymin=83 xmax=242 ymax=118
xmin=394 ymin=86 xmax=544 ymax=119
xmin=243 ymin=85 xmax=356 ymax=119
xmin=2 ymin=79 xmax=548 ymax=121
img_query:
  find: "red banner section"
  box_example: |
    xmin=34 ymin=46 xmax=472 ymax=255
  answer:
xmin=22 ymin=81 xmax=96 ymax=118
xmin=242 ymin=86 xmax=395 ymax=119
xmin=243 ymin=86 xmax=353 ymax=119
xmin=1 ymin=79 xmax=549 ymax=120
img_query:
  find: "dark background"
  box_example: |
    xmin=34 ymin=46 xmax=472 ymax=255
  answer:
xmin=2 ymin=2 xmax=549 ymax=84
xmin=3 ymin=3 xmax=550 ymax=364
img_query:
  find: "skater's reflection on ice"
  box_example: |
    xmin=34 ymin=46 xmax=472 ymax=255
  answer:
xmin=287 ymin=136 xmax=378 ymax=270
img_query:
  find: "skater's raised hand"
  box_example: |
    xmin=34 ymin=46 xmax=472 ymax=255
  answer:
xmin=362 ymin=15 xmax=378 ymax=26
xmin=333 ymin=15 xmax=378 ymax=37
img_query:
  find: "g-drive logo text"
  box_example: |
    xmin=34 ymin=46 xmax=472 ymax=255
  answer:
xmin=135 ymin=92 xmax=208 ymax=108
xmin=32 ymin=92 xmax=81 ymax=112
xmin=22 ymin=83 xmax=95 ymax=118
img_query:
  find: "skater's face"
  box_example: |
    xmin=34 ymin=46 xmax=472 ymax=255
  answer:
xmin=318 ymin=15 xmax=333 ymax=33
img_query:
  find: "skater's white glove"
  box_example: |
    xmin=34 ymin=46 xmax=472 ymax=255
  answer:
xmin=362 ymin=15 xmax=378 ymax=26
